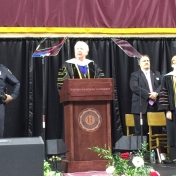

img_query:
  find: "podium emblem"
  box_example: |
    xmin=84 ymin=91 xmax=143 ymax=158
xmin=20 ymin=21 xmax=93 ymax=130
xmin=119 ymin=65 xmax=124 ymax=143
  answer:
xmin=78 ymin=108 xmax=102 ymax=132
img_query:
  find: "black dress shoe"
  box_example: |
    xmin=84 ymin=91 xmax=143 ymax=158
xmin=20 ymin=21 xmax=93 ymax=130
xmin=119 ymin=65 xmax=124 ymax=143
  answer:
xmin=162 ymin=159 xmax=173 ymax=164
xmin=173 ymin=159 xmax=176 ymax=163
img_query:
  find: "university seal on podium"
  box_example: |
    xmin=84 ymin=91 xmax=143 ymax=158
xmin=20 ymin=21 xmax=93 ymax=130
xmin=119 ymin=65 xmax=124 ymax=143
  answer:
xmin=78 ymin=108 xmax=102 ymax=132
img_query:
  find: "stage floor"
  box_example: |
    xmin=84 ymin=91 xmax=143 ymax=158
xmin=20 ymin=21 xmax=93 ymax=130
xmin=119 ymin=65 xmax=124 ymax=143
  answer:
xmin=61 ymin=163 xmax=176 ymax=176
xmin=152 ymin=163 xmax=176 ymax=176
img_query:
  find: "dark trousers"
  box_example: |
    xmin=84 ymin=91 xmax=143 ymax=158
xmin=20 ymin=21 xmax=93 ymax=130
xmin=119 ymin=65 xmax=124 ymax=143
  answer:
xmin=134 ymin=103 xmax=160 ymax=136
xmin=170 ymin=147 xmax=176 ymax=160
xmin=134 ymin=113 xmax=148 ymax=136
xmin=0 ymin=104 xmax=5 ymax=138
xmin=166 ymin=113 xmax=176 ymax=147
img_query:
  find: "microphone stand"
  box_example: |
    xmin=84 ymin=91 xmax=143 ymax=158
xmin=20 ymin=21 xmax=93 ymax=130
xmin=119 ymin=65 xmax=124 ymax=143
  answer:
xmin=139 ymin=86 xmax=143 ymax=145
xmin=137 ymin=59 xmax=143 ymax=146
xmin=42 ymin=56 xmax=47 ymax=158
xmin=32 ymin=37 xmax=67 ymax=159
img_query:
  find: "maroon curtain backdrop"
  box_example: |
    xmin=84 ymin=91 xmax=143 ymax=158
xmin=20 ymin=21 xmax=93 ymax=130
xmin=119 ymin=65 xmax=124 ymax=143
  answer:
xmin=1 ymin=0 xmax=176 ymax=28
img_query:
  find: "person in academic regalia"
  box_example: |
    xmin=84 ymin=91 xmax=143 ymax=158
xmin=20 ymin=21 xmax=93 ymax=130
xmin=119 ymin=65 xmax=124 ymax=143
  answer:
xmin=158 ymin=55 xmax=176 ymax=160
xmin=57 ymin=41 xmax=104 ymax=90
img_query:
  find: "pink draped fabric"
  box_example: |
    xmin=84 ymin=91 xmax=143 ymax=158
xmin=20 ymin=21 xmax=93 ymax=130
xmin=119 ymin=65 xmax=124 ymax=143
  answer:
xmin=1 ymin=0 xmax=176 ymax=27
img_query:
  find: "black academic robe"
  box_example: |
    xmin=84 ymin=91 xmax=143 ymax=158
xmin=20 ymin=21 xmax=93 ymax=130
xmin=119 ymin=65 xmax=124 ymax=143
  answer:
xmin=57 ymin=61 xmax=104 ymax=90
xmin=158 ymin=75 xmax=176 ymax=146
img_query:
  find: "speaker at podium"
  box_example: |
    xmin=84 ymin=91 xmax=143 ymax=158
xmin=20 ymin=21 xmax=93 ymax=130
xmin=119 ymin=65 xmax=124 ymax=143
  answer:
xmin=0 ymin=137 xmax=44 ymax=176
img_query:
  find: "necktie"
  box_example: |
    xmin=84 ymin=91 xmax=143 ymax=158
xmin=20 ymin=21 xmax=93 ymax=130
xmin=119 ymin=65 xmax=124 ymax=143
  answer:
xmin=145 ymin=72 xmax=154 ymax=105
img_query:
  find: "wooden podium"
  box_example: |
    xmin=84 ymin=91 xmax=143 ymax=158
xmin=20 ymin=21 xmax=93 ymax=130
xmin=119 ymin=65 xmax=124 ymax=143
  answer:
xmin=60 ymin=78 xmax=114 ymax=172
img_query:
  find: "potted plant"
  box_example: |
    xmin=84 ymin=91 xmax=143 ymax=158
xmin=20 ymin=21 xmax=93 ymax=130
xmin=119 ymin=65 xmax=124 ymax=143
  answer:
xmin=88 ymin=142 xmax=160 ymax=176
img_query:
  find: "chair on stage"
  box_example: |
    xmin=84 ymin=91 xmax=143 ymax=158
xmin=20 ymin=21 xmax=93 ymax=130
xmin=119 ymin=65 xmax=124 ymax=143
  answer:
xmin=125 ymin=114 xmax=135 ymax=136
xmin=147 ymin=112 xmax=168 ymax=152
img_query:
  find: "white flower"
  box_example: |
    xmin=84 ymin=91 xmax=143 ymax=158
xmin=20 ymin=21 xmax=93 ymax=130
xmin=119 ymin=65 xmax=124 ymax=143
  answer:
xmin=132 ymin=156 xmax=144 ymax=167
xmin=106 ymin=166 xmax=115 ymax=174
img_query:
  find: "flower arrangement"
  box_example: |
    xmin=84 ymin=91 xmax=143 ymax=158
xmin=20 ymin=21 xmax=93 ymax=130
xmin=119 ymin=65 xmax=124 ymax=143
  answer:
xmin=89 ymin=142 xmax=160 ymax=176
xmin=44 ymin=160 xmax=63 ymax=176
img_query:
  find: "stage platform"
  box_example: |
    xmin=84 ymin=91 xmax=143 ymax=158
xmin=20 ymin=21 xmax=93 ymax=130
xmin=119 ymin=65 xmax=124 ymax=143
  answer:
xmin=55 ymin=162 xmax=176 ymax=176
xmin=152 ymin=163 xmax=176 ymax=176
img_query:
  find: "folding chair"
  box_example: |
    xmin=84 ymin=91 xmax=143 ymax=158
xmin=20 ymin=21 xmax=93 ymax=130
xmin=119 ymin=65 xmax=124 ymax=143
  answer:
xmin=147 ymin=112 xmax=168 ymax=152
xmin=125 ymin=114 xmax=135 ymax=136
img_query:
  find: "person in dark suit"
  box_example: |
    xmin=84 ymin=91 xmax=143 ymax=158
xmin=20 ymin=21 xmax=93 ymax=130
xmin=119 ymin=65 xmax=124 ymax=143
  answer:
xmin=130 ymin=55 xmax=162 ymax=135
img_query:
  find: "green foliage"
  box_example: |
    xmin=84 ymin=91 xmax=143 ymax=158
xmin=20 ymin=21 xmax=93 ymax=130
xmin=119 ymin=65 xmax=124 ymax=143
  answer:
xmin=88 ymin=142 xmax=153 ymax=176
xmin=134 ymin=141 xmax=149 ymax=158
xmin=44 ymin=160 xmax=52 ymax=175
xmin=44 ymin=160 xmax=63 ymax=176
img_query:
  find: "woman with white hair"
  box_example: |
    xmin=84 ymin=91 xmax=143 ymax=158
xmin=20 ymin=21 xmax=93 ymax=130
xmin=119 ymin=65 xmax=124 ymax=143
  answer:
xmin=57 ymin=41 xmax=104 ymax=89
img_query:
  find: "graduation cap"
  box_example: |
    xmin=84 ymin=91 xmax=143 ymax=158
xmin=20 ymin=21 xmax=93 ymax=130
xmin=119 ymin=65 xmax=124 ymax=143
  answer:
xmin=111 ymin=38 xmax=143 ymax=64
xmin=32 ymin=37 xmax=67 ymax=58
